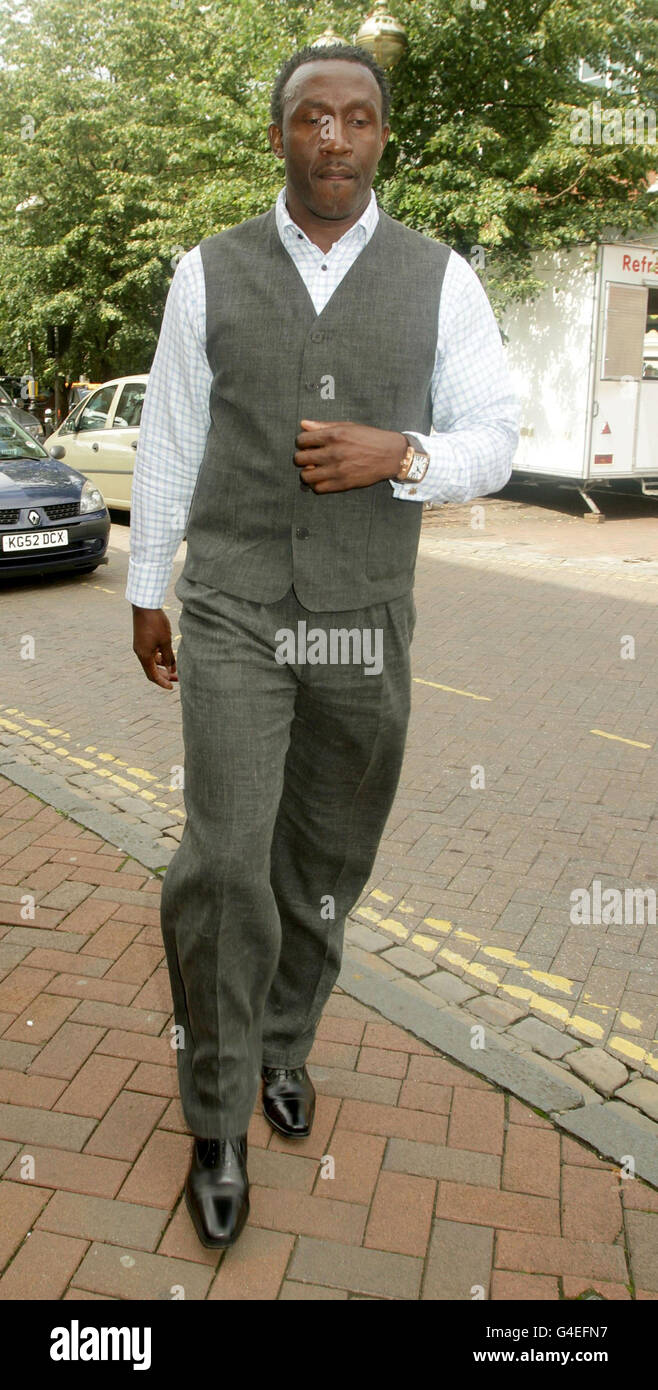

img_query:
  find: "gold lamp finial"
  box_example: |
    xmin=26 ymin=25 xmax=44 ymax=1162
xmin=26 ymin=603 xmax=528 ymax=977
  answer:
xmin=355 ymin=2 xmax=407 ymax=69
xmin=310 ymin=27 xmax=349 ymax=49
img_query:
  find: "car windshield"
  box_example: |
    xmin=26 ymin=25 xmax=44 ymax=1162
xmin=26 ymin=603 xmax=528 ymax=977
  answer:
xmin=0 ymin=385 xmax=14 ymax=406
xmin=0 ymin=413 xmax=48 ymax=462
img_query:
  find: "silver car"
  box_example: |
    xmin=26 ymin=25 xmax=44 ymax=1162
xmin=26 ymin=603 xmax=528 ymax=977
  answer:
xmin=0 ymin=383 xmax=45 ymax=442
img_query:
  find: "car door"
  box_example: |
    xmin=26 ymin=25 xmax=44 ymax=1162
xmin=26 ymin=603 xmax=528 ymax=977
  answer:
xmin=54 ymin=383 xmax=120 ymax=498
xmin=103 ymin=380 xmax=147 ymax=507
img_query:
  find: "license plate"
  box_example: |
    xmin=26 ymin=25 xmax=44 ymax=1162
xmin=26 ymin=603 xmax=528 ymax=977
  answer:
xmin=2 ymin=528 xmax=68 ymax=552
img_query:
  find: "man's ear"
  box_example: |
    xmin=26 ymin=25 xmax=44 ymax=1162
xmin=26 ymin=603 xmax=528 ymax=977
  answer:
xmin=268 ymin=123 xmax=284 ymax=158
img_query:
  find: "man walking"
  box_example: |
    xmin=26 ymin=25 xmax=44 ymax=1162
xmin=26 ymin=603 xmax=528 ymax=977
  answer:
xmin=127 ymin=44 xmax=519 ymax=1249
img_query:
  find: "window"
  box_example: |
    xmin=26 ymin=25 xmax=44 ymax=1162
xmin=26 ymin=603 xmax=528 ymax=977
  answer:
xmin=112 ymin=382 xmax=146 ymax=429
xmin=643 ymin=287 xmax=658 ymax=380
xmin=602 ymin=283 xmax=647 ymax=380
xmin=60 ymin=398 xmax=87 ymax=435
xmin=0 ymin=416 xmax=46 ymax=461
xmin=75 ymin=384 xmax=117 ymax=432
xmin=577 ymin=57 xmax=635 ymax=95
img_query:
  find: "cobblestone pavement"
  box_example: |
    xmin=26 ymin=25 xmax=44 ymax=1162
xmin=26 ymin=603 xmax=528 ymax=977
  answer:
xmin=1 ymin=778 xmax=658 ymax=1301
xmin=1 ymin=490 xmax=657 ymax=1103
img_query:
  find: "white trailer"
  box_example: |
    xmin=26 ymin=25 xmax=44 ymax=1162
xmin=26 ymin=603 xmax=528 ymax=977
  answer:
xmin=502 ymin=237 xmax=658 ymax=512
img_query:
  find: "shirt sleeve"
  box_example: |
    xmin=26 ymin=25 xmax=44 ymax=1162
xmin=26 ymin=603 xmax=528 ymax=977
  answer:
xmin=391 ymin=249 xmax=520 ymax=504
xmin=125 ymin=246 xmax=212 ymax=607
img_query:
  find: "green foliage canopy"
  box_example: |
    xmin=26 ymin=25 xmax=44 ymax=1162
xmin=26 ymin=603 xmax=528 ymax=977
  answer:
xmin=0 ymin=0 xmax=655 ymax=383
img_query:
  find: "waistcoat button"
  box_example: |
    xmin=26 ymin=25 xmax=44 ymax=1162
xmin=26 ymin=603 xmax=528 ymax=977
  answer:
xmin=295 ymin=527 xmax=310 ymax=539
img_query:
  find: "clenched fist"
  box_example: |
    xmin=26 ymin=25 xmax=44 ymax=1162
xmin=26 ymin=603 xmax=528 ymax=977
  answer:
xmin=294 ymin=420 xmax=408 ymax=493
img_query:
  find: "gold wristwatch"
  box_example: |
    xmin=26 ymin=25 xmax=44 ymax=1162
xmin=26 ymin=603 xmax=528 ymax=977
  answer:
xmin=395 ymin=434 xmax=430 ymax=484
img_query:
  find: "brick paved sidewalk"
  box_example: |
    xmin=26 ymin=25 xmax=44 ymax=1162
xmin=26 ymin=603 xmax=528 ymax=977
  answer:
xmin=1 ymin=776 xmax=657 ymax=1301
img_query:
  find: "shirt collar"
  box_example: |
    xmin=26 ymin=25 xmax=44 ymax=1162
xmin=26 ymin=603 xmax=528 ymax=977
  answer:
xmin=275 ymin=186 xmax=379 ymax=252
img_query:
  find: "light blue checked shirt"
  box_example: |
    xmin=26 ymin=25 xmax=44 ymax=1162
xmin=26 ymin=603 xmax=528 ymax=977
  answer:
xmin=126 ymin=188 xmax=519 ymax=608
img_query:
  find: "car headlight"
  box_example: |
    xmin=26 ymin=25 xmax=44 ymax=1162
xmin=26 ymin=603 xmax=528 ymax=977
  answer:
xmin=79 ymin=479 xmax=106 ymax=514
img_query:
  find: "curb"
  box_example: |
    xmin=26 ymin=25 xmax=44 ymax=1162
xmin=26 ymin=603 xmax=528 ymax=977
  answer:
xmin=3 ymin=754 xmax=658 ymax=1189
xmin=0 ymin=753 xmax=169 ymax=872
xmin=338 ymin=950 xmax=658 ymax=1188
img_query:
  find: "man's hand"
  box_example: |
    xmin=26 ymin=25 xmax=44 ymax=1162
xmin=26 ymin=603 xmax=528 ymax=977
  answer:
xmin=132 ymin=607 xmax=178 ymax=690
xmin=294 ymin=420 xmax=407 ymax=493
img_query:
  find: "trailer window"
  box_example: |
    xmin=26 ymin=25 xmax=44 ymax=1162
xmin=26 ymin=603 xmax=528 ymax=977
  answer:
xmin=643 ymin=287 xmax=658 ymax=379
xmin=602 ymin=282 xmax=648 ymax=379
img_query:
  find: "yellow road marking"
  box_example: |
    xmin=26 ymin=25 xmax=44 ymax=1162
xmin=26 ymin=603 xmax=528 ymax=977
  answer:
xmin=590 ymin=728 xmax=652 ymax=749
xmin=424 ymin=916 xmax=452 ymax=934
xmin=582 ymin=993 xmax=620 ymax=1013
xmin=618 ymin=1010 xmax=643 ymax=1031
xmin=527 ymin=968 xmax=575 ymax=994
xmin=411 ymin=933 xmax=440 ymax=952
xmin=4 ymin=693 xmax=654 ymax=1053
xmin=413 ymin=677 xmax=491 ymax=702
xmin=0 ymin=707 xmax=185 ymax=821
xmin=438 ymin=948 xmax=501 ymax=986
xmin=378 ymin=918 xmax=409 ymax=940
xmin=355 ymin=906 xmax=382 ymax=924
xmin=608 ymin=1036 xmax=658 ymax=1074
xmin=355 ymin=888 xmax=658 ymax=1049
xmin=482 ymin=947 xmax=531 ymax=966
xmin=608 ymin=1036 xmax=658 ymax=1073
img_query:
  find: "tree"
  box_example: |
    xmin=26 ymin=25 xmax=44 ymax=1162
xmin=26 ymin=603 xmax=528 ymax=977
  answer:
xmin=0 ymin=0 xmax=655 ymax=385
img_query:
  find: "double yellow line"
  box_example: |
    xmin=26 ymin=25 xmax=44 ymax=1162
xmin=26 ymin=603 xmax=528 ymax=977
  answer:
xmin=0 ymin=706 xmax=185 ymax=820
xmin=356 ymin=891 xmax=658 ymax=1074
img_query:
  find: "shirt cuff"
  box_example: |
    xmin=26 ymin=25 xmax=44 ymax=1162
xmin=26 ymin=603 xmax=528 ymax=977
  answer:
xmin=125 ymin=557 xmax=173 ymax=609
xmin=388 ymin=430 xmax=437 ymax=502
xmin=388 ymin=423 xmax=517 ymax=504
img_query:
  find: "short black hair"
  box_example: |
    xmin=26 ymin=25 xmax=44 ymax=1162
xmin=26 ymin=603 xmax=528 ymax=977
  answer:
xmin=270 ymin=44 xmax=391 ymax=127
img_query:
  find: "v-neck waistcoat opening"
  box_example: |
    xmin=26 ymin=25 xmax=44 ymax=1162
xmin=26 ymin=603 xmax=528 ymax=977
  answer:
xmin=182 ymin=207 xmax=451 ymax=612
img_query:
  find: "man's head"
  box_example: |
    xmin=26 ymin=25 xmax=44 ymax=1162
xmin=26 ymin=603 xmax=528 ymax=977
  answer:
xmin=268 ymin=45 xmax=391 ymax=225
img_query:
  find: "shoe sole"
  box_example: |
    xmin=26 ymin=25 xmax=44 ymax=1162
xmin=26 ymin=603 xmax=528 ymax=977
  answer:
xmin=261 ymin=1104 xmax=314 ymax=1139
xmin=184 ymin=1185 xmax=249 ymax=1250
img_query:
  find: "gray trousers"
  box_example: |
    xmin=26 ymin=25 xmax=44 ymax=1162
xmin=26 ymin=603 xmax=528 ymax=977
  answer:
xmin=160 ymin=574 xmax=416 ymax=1138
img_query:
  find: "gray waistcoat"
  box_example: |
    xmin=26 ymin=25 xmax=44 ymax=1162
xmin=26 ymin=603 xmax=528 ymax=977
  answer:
xmin=181 ymin=205 xmax=450 ymax=611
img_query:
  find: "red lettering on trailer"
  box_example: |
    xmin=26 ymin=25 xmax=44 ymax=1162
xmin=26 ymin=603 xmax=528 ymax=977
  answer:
xmin=620 ymin=252 xmax=658 ymax=274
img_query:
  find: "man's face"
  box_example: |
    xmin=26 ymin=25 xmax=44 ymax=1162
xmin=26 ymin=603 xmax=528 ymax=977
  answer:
xmin=268 ymin=60 xmax=389 ymax=222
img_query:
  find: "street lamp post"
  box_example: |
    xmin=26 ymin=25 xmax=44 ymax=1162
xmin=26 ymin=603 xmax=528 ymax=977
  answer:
xmin=355 ymin=1 xmax=408 ymax=69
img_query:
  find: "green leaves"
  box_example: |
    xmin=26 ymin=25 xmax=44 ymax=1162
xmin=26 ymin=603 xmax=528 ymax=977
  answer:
xmin=0 ymin=0 xmax=655 ymax=380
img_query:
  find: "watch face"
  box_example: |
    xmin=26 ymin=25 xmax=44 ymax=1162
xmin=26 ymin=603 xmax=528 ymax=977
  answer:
xmin=408 ymin=452 xmax=429 ymax=481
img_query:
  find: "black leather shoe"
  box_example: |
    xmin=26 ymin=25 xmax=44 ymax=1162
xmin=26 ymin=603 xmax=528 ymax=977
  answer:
xmin=261 ymin=1065 xmax=316 ymax=1138
xmin=184 ymin=1135 xmax=249 ymax=1248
